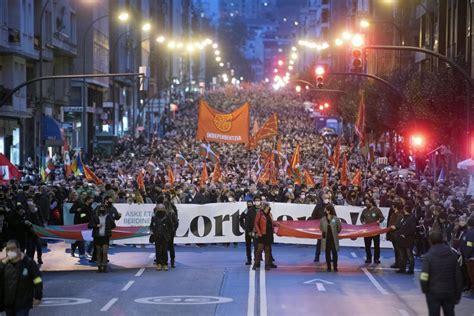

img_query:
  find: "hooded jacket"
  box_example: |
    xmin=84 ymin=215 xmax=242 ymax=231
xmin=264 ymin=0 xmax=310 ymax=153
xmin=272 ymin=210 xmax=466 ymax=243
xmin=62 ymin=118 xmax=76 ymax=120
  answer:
xmin=420 ymin=243 xmax=462 ymax=301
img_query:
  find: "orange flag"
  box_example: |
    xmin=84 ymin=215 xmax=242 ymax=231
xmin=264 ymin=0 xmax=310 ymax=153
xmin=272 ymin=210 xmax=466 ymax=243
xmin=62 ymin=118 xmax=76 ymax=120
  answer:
xmin=303 ymin=169 xmax=315 ymax=188
xmin=355 ymin=92 xmax=366 ymax=144
xmin=199 ymin=162 xmax=208 ymax=187
xmin=322 ymin=170 xmax=328 ymax=187
xmin=196 ymin=99 xmax=250 ymax=144
xmin=249 ymin=113 xmax=278 ymax=149
xmin=290 ymin=143 xmax=300 ymax=170
xmin=351 ymin=169 xmax=362 ymax=187
xmin=167 ymin=166 xmax=175 ymax=186
xmin=252 ymin=119 xmax=260 ymax=136
xmin=83 ymin=165 xmax=103 ymax=185
xmin=137 ymin=169 xmax=145 ymax=191
xmin=212 ymin=161 xmax=222 ymax=183
xmin=340 ymin=153 xmax=348 ymax=186
xmin=331 ymin=139 xmax=341 ymax=170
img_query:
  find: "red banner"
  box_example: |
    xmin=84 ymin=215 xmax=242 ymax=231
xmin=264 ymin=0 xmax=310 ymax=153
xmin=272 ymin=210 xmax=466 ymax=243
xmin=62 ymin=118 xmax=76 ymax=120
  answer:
xmin=275 ymin=220 xmax=390 ymax=239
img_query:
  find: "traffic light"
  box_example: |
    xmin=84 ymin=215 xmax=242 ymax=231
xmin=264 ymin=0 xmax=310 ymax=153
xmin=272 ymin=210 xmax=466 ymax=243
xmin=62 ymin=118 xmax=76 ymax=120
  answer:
xmin=351 ymin=48 xmax=362 ymax=70
xmin=315 ymin=66 xmax=325 ymax=88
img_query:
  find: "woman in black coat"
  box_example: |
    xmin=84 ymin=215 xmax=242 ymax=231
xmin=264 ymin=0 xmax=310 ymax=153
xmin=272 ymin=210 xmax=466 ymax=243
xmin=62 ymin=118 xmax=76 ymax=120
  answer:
xmin=391 ymin=205 xmax=417 ymax=274
xmin=88 ymin=205 xmax=116 ymax=273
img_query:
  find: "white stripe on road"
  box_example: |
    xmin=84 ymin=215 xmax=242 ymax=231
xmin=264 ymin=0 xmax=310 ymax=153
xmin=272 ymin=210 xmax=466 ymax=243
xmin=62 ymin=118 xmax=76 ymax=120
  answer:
xmin=316 ymin=282 xmax=326 ymax=291
xmin=259 ymin=266 xmax=268 ymax=316
xmin=135 ymin=268 xmax=145 ymax=277
xmin=121 ymin=281 xmax=135 ymax=291
xmin=100 ymin=298 xmax=118 ymax=312
xmin=361 ymin=267 xmax=389 ymax=295
xmin=399 ymin=309 xmax=410 ymax=316
xmin=149 ymin=253 xmax=155 ymax=259
xmin=247 ymin=266 xmax=255 ymax=316
xmin=350 ymin=252 xmax=358 ymax=258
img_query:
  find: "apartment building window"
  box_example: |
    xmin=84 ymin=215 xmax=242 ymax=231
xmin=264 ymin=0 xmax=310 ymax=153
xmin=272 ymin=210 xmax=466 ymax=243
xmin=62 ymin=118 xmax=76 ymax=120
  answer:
xmin=321 ymin=9 xmax=329 ymax=23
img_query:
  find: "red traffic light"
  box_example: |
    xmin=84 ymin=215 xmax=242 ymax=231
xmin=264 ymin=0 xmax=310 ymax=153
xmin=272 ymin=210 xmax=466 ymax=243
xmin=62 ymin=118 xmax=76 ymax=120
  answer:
xmin=324 ymin=102 xmax=330 ymax=108
xmin=411 ymin=135 xmax=425 ymax=148
xmin=352 ymin=48 xmax=362 ymax=69
xmin=318 ymin=105 xmax=324 ymax=111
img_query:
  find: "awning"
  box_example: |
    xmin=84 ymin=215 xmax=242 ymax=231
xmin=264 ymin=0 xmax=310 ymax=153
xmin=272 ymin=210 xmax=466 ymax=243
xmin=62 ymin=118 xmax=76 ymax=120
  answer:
xmin=42 ymin=115 xmax=64 ymax=146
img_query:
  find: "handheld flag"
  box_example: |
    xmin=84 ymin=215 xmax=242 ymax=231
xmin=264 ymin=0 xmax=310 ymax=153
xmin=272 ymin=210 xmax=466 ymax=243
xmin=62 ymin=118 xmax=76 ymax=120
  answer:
xmin=303 ymin=169 xmax=315 ymax=188
xmin=331 ymin=139 xmax=341 ymax=170
xmin=167 ymin=166 xmax=175 ymax=186
xmin=340 ymin=153 xmax=348 ymax=186
xmin=83 ymin=165 xmax=103 ymax=185
xmin=137 ymin=169 xmax=145 ymax=191
xmin=199 ymin=162 xmax=209 ymax=187
xmin=64 ymin=152 xmax=72 ymax=177
xmin=199 ymin=143 xmax=220 ymax=163
xmin=212 ymin=161 xmax=222 ymax=183
xmin=249 ymin=113 xmax=278 ymax=148
xmin=351 ymin=169 xmax=362 ymax=187
xmin=355 ymin=92 xmax=366 ymax=144
xmin=322 ymin=170 xmax=328 ymax=188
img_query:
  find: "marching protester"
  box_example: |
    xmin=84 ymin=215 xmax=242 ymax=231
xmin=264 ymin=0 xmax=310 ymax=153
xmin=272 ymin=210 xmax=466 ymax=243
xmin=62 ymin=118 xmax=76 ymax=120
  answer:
xmin=164 ymin=198 xmax=179 ymax=268
xmin=320 ymin=204 xmax=342 ymax=272
xmin=0 ymin=239 xmax=43 ymax=315
xmin=69 ymin=192 xmax=91 ymax=258
xmin=240 ymin=198 xmax=258 ymax=265
xmin=391 ymin=205 xmax=417 ymax=274
xmin=253 ymin=202 xmax=276 ymax=271
xmin=361 ymin=197 xmax=385 ymax=264
xmin=420 ymin=231 xmax=462 ymax=316
xmin=25 ymin=197 xmax=44 ymax=265
xmin=461 ymin=217 xmax=474 ymax=292
xmin=88 ymin=205 xmax=116 ymax=273
xmin=386 ymin=200 xmax=404 ymax=269
xmin=150 ymin=202 xmax=173 ymax=271
xmin=310 ymin=193 xmax=331 ymax=263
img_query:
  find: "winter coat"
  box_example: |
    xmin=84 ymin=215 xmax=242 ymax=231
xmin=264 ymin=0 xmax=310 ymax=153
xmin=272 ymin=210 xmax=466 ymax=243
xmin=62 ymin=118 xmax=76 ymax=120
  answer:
xmin=239 ymin=206 xmax=257 ymax=233
xmin=393 ymin=214 xmax=417 ymax=248
xmin=461 ymin=228 xmax=474 ymax=259
xmin=254 ymin=210 xmax=274 ymax=237
xmin=0 ymin=255 xmax=43 ymax=311
xmin=420 ymin=243 xmax=462 ymax=301
xmin=88 ymin=213 xmax=116 ymax=238
xmin=320 ymin=215 xmax=342 ymax=251
xmin=386 ymin=209 xmax=403 ymax=242
xmin=361 ymin=206 xmax=385 ymax=224
xmin=150 ymin=210 xmax=173 ymax=242
xmin=69 ymin=201 xmax=90 ymax=224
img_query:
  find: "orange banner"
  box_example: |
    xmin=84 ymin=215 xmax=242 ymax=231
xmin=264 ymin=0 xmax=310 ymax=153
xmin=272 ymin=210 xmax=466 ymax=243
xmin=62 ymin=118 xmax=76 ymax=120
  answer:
xmin=196 ymin=100 xmax=250 ymax=144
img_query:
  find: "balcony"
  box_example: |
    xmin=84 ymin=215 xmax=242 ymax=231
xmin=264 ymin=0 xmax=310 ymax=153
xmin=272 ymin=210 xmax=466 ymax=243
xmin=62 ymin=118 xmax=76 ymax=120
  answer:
xmin=8 ymin=28 xmax=20 ymax=43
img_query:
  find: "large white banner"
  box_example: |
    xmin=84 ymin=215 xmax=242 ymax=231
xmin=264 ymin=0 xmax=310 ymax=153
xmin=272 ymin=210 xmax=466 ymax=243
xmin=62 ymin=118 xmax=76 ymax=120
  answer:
xmin=87 ymin=203 xmax=390 ymax=247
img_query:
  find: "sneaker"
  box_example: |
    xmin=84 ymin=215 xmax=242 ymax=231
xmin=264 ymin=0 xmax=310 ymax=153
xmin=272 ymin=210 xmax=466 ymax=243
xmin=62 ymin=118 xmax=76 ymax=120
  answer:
xmin=37 ymin=259 xmax=43 ymax=265
xmin=163 ymin=265 xmax=169 ymax=271
xmin=270 ymin=263 xmax=277 ymax=268
xmin=265 ymin=266 xmax=271 ymax=271
xmin=245 ymin=261 xmax=252 ymax=265
xmin=365 ymin=259 xmax=371 ymax=264
xmin=102 ymin=266 xmax=108 ymax=273
xmin=252 ymin=265 xmax=259 ymax=270
xmin=156 ymin=264 xmax=162 ymax=271
xmin=171 ymin=261 xmax=176 ymax=268
xmin=374 ymin=260 xmax=381 ymax=264
xmin=314 ymin=258 xmax=320 ymax=263
xmin=97 ymin=266 xmax=103 ymax=273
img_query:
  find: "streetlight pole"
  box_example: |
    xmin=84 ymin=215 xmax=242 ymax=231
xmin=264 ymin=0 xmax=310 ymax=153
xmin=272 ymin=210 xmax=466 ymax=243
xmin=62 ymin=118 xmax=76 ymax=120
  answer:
xmin=81 ymin=14 xmax=109 ymax=158
xmin=37 ymin=0 xmax=51 ymax=166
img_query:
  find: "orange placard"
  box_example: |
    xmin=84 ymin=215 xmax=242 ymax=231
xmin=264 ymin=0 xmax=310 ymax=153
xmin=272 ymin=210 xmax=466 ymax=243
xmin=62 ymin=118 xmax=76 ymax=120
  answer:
xmin=196 ymin=100 xmax=250 ymax=144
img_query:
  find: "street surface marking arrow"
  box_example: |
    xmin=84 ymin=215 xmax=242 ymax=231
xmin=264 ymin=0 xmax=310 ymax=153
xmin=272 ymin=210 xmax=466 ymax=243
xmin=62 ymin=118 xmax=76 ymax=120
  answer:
xmin=303 ymin=278 xmax=334 ymax=285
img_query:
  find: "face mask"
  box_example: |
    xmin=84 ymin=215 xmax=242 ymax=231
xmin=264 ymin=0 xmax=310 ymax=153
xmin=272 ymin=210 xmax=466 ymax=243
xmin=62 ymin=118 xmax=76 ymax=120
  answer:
xmin=255 ymin=201 xmax=262 ymax=206
xmin=323 ymin=199 xmax=329 ymax=204
xmin=7 ymin=251 xmax=18 ymax=260
xmin=288 ymin=188 xmax=293 ymax=193
xmin=301 ymin=195 xmax=306 ymax=199
xmin=337 ymin=195 xmax=343 ymax=200
xmin=424 ymin=201 xmax=430 ymax=206
xmin=228 ymin=197 xmax=234 ymax=202
xmin=459 ymin=221 xmax=466 ymax=227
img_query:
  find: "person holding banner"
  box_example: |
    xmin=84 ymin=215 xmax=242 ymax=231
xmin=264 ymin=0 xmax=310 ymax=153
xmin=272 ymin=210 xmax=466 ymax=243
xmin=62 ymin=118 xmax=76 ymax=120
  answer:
xmin=361 ymin=198 xmax=385 ymax=264
xmin=391 ymin=205 xmax=417 ymax=274
xmin=311 ymin=193 xmax=330 ymax=262
xmin=320 ymin=204 xmax=342 ymax=272
xmin=150 ymin=204 xmax=173 ymax=271
xmin=88 ymin=205 xmax=116 ymax=273
xmin=253 ymin=202 xmax=276 ymax=271
xmin=240 ymin=199 xmax=258 ymax=265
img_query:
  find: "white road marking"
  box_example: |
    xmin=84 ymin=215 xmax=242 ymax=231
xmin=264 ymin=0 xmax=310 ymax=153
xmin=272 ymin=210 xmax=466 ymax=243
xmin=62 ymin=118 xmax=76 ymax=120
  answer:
xmin=149 ymin=253 xmax=155 ymax=259
xmin=370 ymin=267 xmax=421 ymax=272
xmin=135 ymin=268 xmax=145 ymax=277
xmin=361 ymin=267 xmax=389 ymax=295
xmin=100 ymin=298 xmax=118 ymax=312
xmin=399 ymin=309 xmax=410 ymax=316
xmin=259 ymin=266 xmax=267 ymax=316
xmin=351 ymin=252 xmax=358 ymax=258
xmin=303 ymin=278 xmax=334 ymax=285
xmin=247 ymin=266 xmax=255 ymax=316
xmin=121 ymin=281 xmax=135 ymax=291
xmin=316 ymin=283 xmax=326 ymax=291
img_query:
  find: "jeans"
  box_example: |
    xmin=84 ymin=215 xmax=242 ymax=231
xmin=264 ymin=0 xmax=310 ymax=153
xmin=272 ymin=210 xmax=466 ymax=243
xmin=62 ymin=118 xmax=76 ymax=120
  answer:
xmin=314 ymin=239 xmax=321 ymax=260
xmin=6 ymin=308 xmax=30 ymax=316
xmin=398 ymin=246 xmax=414 ymax=272
xmin=254 ymin=240 xmax=271 ymax=267
xmin=364 ymin=235 xmax=380 ymax=261
xmin=245 ymin=232 xmax=257 ymax=262
xmin=325 ymin=241 xmax=338 ymax=269
xmin=167 ymin=236 xmax=175 ymax=262
xmin=425 ymin=293 xmax=456 ymax=316
xmin=155 ymin=239 xmax=168 ymax=265
xmin=26 ymin=236 xmax=42 ymax=261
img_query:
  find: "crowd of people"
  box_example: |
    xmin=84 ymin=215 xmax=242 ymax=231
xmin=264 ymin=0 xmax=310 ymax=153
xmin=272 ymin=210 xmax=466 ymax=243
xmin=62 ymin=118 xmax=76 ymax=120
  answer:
xmin=0 ymin=84 xmax=473 ymax=314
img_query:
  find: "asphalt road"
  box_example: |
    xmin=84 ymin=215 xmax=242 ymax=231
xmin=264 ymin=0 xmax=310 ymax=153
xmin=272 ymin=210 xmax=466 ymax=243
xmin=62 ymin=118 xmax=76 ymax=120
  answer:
xmin=25 ymin=243 xmax=474 ymax=316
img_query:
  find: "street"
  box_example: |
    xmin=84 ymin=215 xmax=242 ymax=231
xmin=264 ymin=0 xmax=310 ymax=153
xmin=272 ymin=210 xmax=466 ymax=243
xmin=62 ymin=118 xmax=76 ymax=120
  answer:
xmin=28 ymin=243 xmax=474 ymax=316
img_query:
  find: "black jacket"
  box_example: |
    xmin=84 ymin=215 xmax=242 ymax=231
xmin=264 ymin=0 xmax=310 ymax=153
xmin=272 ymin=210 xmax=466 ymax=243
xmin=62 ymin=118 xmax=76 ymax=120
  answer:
xmin=150 ymin=210 xmax=173 ymax=242
xmin=39 ymin=193 xmax=50 ymax=224
xmin=394 ymin=213 xmax=417 ymax=248
xmin=461 ymin=228 xmax=474 ymax=259
xmin=310 ymin=203 xmax=327 ymax=220
xmin=88 ymin=213 xmax=116 ymax=238
xmin=0 ymin=255 xmax=43 ymax=311
xmin=420 ymin=243 xmax=462 ymax=301
xmin=239 ymin=206 xmax=257 ymax=233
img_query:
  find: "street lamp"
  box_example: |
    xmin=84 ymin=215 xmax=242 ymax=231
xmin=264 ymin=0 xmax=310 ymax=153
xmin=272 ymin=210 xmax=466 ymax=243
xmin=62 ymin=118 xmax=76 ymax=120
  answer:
xmin=360 ymin=20 xmax=370 ymax=29
xmin=82 ymin=10 xmax=128 ymax=156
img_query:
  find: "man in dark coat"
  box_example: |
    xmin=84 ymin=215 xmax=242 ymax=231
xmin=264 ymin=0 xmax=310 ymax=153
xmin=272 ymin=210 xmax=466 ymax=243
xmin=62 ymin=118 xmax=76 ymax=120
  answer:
xmin=38 ymin=186 xmax=50 ymax=226
xmin=361 ymin=197 xmax=385 ymax=264
xmin=310 ymin=193 xmax=330 ymax=262
xmin=0 ymin=239 xmax=43 ymax=315
xmin=391 ymin=205 xmax=417 ymax=274
xmin=239 ymin=199 xmax=258 ymax=265
xmin=420 ymin=231 xmax=462 ymax=316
